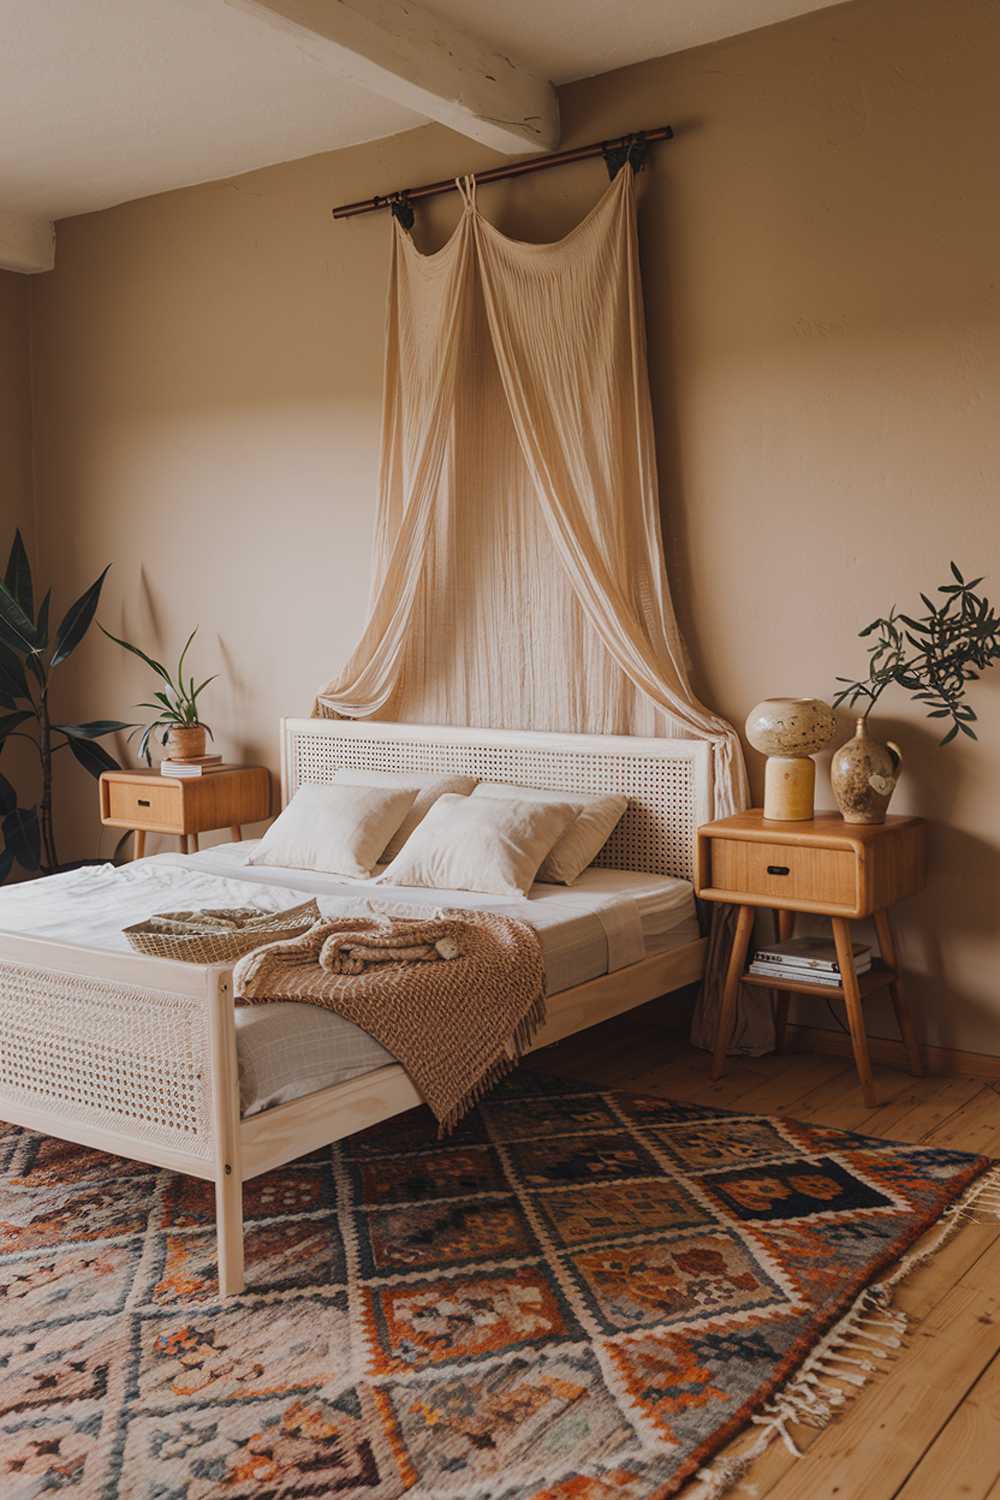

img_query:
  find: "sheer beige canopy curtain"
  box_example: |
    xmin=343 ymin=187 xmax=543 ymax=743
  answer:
xmin=314 ymin=164 xmax=768 ymax=1055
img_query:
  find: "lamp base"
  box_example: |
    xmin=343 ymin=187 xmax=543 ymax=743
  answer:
xmin=763 ymin=755 xmax=815 ymax=821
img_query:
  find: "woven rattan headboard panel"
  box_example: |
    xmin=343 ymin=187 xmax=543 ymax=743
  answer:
xmin=281 ymin=720 xmax=711 ymax=882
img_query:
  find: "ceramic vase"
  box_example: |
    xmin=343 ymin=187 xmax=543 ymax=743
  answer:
xmin=165 ymin=724 xmax=207 ymax=762
xmin=830 ymin=718 xmax=902 ymax=824
xmin=745 ymin=697 xmax=837 ymax=821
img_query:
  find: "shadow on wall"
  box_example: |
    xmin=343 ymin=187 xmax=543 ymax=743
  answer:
xmin=216 ymin=634 xmax=275 ymax=777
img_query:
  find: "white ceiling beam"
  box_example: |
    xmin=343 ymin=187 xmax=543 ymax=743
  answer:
xmin=0 ymin=211 xmax=55 ymax=274
xmin=225 ymin=0 xmax=559 ymax=155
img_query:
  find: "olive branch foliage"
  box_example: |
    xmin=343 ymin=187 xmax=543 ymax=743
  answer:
xmin=833 ymin=564 xmax=1000 ymax=746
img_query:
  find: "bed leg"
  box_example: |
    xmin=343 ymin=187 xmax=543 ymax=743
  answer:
xmin=209 ymin=970 xmax=245 ymax=1297
xmin=215 ymin=1165 xmax=245 ymax=1298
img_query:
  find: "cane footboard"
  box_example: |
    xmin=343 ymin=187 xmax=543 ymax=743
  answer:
xmin=0 ymin=936 xmax=234 ymax=1181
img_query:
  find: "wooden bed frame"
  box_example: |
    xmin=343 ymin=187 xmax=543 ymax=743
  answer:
xmin=0 ymin=720 xmax=711 ymax=1297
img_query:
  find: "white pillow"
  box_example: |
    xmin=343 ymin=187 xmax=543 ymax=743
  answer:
xmin=248 ymin=783 xmax=417 ymax=879
xmin=471 ymin=783 xmax=628 ymax=885
xmin=377 ymin=793 xmax=577 ymax=897
xmin=334 ymin=768 xmax=479 ymax=861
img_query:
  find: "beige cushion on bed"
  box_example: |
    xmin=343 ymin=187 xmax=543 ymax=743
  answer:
xmin=377 ymin=793 xmax=577 ymax=897
xmin=471 ymin=783 xmax=628 ymax=885
xmin=248 ymin=783 xmax=417 ymax=879
xmin=334 ymin=767 xmax=479 ymax=860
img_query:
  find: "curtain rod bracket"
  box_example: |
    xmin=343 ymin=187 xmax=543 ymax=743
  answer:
xmin=603 ymin=132 xmax=648 ymax=182
xmin=389 ymin=193 xmax=415 ymax=230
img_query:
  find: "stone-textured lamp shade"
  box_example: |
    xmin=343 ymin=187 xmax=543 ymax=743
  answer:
xmin=745 ymin=698 xmax=837 ymax=821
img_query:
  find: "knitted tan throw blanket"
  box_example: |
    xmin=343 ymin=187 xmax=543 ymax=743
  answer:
xmin=233 ymin=911 xmax=545 ymax=1132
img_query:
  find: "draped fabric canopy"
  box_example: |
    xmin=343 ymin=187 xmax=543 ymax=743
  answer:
xmin=314 ymin=165 xmax=769 ymax=1053
xmin=315 ymin=166 xmax=750 ymax=826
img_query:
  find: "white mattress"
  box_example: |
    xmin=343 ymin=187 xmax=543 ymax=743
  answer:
xmin=0 ymin=842 xmax=698 ymax=1118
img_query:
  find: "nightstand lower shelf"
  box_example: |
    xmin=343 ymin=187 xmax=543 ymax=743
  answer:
xmin=739 ymin=960 xmax=896 ymax=1002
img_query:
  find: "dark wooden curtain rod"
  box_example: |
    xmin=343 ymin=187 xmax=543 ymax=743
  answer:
xmin=331 ymin=125 xmax=673 ymax=224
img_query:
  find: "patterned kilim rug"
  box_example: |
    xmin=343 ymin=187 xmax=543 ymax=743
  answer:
xmin=1 ymin=1073 xmax=997 ymax=1500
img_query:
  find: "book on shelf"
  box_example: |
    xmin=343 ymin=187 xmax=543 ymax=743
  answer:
xmin=160 ymin=755 xmax=224 ymax=778
xmin=752 ymin=936 xmax=872 ymax=976
xmin=748 ymin=962 xmax=853 ymax=988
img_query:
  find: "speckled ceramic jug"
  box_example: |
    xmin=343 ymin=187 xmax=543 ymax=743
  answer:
xmin=830 ymin=718 xmax=902 ymax=824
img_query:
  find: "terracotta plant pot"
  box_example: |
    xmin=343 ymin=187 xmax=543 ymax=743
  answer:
xmin=165 ymin=724 xmax=207 ymax=762
xmin=830 ymin=718 xmax=902 ymax=824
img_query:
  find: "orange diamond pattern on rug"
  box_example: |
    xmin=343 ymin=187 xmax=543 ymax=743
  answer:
xmin=566 ymin=1228 xmax=793 ymax=1334
xmin=649 ymin=1117 xmax=803 ymax=1172
xmin=503 ymin=1131 xmax=661 ymax=1189
xmin=534 ymin=1178 xmax=707 ymax=1248
xmin=356 ymin=1193 xmax=537 ymax=1275
xmin=364 ymin=1263 xmax=582 ymax=1374
xmin=0 ymin=1075 xmax=989 ymax=1497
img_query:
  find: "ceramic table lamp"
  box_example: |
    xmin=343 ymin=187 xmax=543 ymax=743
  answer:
xmin=745 ymin=698 xmax=837 ymax=821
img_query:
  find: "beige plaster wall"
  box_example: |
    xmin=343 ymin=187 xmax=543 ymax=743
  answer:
xmin=0 ymin=269 xmax=38 ymax=856
xmin=28 ymin=0 xmax=1000 ymax=1053
xmin=0 ymin=269 xmax=33 ymax=550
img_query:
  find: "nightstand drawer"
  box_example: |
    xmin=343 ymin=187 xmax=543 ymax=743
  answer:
xmin=706 ymin=837 xmax=857 ymax=910
xmin=105 ymin=779 xmax=183 ymax=831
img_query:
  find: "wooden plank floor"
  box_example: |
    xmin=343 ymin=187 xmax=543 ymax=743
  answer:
xmin=528 ymin=1013 xmax=1000 ymax=1500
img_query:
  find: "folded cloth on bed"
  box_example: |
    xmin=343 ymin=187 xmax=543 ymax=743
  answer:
xmin=123 ymin=900 xmax=322 ymax=962
xmin=318 ymin=917 xmax=463 ymax=973
xmin=233 ymin=910 xmax=545 ymax=1132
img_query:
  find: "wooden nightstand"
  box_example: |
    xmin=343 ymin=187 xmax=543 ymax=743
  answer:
xmin=696 ymin=811 xmax=927 ymax=1106
xmin=100 ymin=766 xmax=270 ymax=860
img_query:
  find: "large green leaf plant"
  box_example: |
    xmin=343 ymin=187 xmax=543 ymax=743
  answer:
xmin=0 ymin=531 xmax=134 ymax=880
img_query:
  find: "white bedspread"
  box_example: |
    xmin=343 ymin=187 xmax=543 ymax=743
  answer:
xmin=0 ymin=844 xmax=697 ymax=1117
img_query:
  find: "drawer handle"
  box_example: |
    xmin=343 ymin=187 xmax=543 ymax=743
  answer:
xmin=137 ymin=798 xmax=151 ymax=807
xmin=767 ymin=864 xmax=790 ymax=876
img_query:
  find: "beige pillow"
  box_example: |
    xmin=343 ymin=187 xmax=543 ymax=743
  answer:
xmin=377 ymin=793 xmax=577 ymax=897
xmin=471 ymin=783 xmax=628 ymax=884
xmin=248 ymin=783 xmax=417 ymax=879
xmin=334 ymin=767 xmax=479 ymax=861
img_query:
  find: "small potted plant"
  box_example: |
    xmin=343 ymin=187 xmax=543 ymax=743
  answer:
xmin=832 ymin=563 xmax=1000 ymax=822
xmin=101 ymin=626 xmax=217 ymax=765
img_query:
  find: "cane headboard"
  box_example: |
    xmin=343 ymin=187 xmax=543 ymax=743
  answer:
xmin=280 ymin=720 xmax=711 ymax=883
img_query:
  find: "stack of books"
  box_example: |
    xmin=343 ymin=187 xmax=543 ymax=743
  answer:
xmin=749 ymin=936 xmax=873 ymax=988
xmin=160 ymin=755 xmax=224 ymax=778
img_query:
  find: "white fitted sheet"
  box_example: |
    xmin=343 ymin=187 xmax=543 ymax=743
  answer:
xmin=0 ymin=843 xmax=697 ymax=1118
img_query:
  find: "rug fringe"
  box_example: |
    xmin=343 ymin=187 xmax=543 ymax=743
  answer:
xmin=687 ymin=1161 xmax=1000 ymax=1499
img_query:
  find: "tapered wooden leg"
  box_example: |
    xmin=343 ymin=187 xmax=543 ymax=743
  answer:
xmin=772 ymin=910 xmax=794 ymax=1054
xmin=210 ymin=971 xmax=245 ymax=1297
xmin=133 ymin=829 xmax=146 ymax=861
xmin=832 ymin=917 xmax=877 ymax=1107
xmin=229 ymin=825 xmax=242 ymax=842
xmin=712 ymin=905 xmax=755 ymax=1080
xmin=215 ymin=1168 xmax=245 ymax=1298
xmin=874 ymin=908 xmax=924 ymax=1077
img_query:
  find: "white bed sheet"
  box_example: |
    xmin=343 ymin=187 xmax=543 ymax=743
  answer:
xmin=166 ymin=840 xmax=697 ymax=984
xmin=0 ymin=844 xmax=697 ymax=1118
